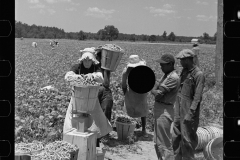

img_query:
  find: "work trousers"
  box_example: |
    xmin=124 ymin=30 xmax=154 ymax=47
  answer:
xmin=100 ymin=99 xmax=113 ymax=122
xmin=97 ymin=99 xmax=113 ymax=147
xmin=153 ymin=102 xmax=175 ymax=160
xmin=172 ymin=96 xmax=199 ymax=160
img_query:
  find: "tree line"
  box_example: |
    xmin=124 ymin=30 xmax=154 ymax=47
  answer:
xmin=15 ymin=20 xmax=217 ymax=44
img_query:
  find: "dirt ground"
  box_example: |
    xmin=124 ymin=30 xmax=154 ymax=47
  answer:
xmin=100 ymin=129 xmax=205 ymax=160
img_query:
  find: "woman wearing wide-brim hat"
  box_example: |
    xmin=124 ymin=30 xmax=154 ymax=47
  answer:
xmin=63 ymin=47 xmax=113 ymax=147
xmin=121 ymin=55 xmax=149 ymax=138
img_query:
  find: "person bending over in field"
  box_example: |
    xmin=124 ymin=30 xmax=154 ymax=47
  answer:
xmin=121 ymin=55 xmax=149 ymax=138
xmin=172 ymin=49 xmax=205 ymax=160
xmin=151 ymin=53 xmax=180 ymax=160
xmin=63 ymin=47 xmax=112 ymax=147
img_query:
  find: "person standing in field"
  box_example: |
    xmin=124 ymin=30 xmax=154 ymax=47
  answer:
xmin=63 ymin=48 xmax=112 ymax=147
xmin=151 ymin=53 xmax=180 ymax=160
xmin=95 ymin=48 xmax=114 ymax=125
xmin=121 ymin=55 xmax=149 ymax=138
xmin=172 ymin=49 xmax=205 ymax=160
xmin=192 ymin=43 xmax=200 ymax=67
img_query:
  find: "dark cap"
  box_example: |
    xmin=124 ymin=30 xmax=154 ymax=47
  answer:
xmin=176 ymin=49 xmax=195 ymax=59
xmin=193 ymin=43 xmax=198 ymax=47
xmin=156 ymin=53 xmax=175 ymax=64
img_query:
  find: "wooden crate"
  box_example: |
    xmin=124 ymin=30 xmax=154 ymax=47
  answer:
xmin=63 ymin=129 xmax=97 ymax=160
xmin=69 ymin=150 xmax=79 ymax=160
xmin=72 ymin=116 xmax=92 ymax=133
xmin=96 ymin=147 xmax=106 ymax=160
xmin=15 ymin=153 xmax=31 ymax=160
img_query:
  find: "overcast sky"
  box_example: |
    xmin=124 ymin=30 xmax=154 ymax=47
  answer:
xmin=15 ymin=0 xmax=218 ymax=37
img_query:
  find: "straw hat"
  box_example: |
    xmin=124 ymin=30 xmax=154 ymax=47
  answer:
xmin=127 ymin=55 xmax=146 ymax=68
xmin=80 ymin=47 xmax=96 ymax=54
xmin=78 ymin=48 xmax=99 ymax=64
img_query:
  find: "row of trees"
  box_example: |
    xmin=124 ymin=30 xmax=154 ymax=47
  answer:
xmin=15 ymin=20 xmax=217 ymax=44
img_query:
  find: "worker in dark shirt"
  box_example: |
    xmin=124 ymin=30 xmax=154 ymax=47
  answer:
xmin=64 ymin=48 xmax=112 ymax=147
xmin=95 ymin=49 xmax=114 ymax=123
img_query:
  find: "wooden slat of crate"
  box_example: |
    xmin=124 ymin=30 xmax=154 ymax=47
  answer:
xmin=63 ymin=130 xmax=97 ymax=160
xmin=72 ymin=116 xmax=92 ymax=133
xmin=116 ymin=122 xmax=135 ymax=140
xmin=69 ymin=150 xmax=79 ymax=160
xmin=96 ymin=147 xmax=106 ymax=160
xmin=15 ymin=153 xmax=31 ymax=160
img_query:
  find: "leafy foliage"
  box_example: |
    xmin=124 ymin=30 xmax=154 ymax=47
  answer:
xmin=15 ymin=39 xmax=222 ymax=144
xmin=168 ymin=32 xmax=176 ymax=41
xmin=15 ymin=20 xmax=216 ymax=44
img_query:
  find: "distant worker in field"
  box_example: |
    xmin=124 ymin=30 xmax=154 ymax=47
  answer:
xmin=121 ymin=55 xmax=149 ymax=138
xmin=63 ymin=48 xmax=112 ymax=147
xmin=151 ymin=53 xmax=180 ymax=160
xmin=50 ymin=40 xmax=59 ymax=50
xmin=172 ymin=49 xmax=205 ymax=160
xmin=192 ymin=43 xmax=200 ymax=67
xmin=32 ymin=42 xmax=37 ymax=48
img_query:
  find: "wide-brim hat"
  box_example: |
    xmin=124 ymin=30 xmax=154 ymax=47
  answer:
xmin=78 ymin=48 xmax=99 ymax=64
xmin=80 ymin=47 xmax=96 ymax=54
xmin=127 ymin=55 xmax=146 ymax=68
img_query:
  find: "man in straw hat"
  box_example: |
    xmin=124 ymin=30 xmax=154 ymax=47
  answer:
xmin=121 ymin=55 xmax=149 ymax=138
xmin=151 ymin=53 xmax=180 ymax=160
xmin=64 ymin=47 xmax=113 ymax=147
xmin=172 ymin=49 xmax=205 ymax=160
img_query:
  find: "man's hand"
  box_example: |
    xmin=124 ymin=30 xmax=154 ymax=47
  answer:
xmin=184 ymin=110 xmax=194 ymax=123
xmin=151 ymin=90 xmax=161 ymax=102
xmin=184 ymin=114 xmax=192 ymax=122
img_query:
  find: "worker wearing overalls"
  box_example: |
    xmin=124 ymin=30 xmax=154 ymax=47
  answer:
xmin=172 ymin=49 xmax=205 ymax=160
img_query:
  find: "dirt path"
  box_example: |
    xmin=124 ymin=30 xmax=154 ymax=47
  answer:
xmin=102 ymin=130 xmax=158 ymax=160
xmin=101 ymin=130 xmax=204 ymax=160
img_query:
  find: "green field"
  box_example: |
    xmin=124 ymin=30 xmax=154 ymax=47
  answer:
xmin=15 ymin=38 xmax=222 ymax=152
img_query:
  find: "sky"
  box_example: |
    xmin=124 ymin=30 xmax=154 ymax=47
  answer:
xmin=15 ymin=0 xmax=218 ymax=37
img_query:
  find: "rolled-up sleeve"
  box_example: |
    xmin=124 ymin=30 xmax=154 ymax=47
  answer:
xmin=65 ymin=71 xmax=83 ymax=82
xmin=190 ymin=72 xmax=205 ymax=111
xmin=92 ymin=72 xmax=104 ymax=83
xmin=152 ymin=76 xmax=179 ymax=99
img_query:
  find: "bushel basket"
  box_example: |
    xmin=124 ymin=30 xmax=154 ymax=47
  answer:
xmin=72 ymin=85 xmax=100 ymax=113
xmin=101 ymin=48 xmax=124 ymax=72
xmin=115 ymin=121 xmax=135 ymax=140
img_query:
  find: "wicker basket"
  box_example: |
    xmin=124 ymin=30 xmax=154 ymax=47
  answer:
xmin=203 ymin=137 xmax=223 ymax=160
xmin=101 ymin=48 xmax=124 ymax=72
xmin=72 ymin=86 xmax=100 ymax=113
xmin=115 ymin=121 xmax=135 ymax=140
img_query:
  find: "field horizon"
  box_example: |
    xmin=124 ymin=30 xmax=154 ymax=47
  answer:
xmin=15 ymin=38 xmax=222 ymax=160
